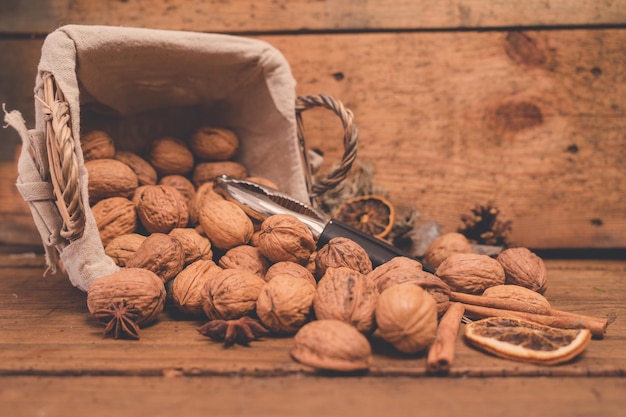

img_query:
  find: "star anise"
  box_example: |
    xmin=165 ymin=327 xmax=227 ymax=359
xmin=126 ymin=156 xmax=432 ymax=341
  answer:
xmin=92 ymin=300 xmax=141 ymax=340
xmin=458 ymin=204 xmax=512 ymax=246
xmin=197 ymin=316 xmax=269 ymax=347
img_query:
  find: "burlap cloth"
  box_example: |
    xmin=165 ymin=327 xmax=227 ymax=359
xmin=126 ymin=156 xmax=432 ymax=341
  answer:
xmin=4 ymin=25 xmax=310 ymax=291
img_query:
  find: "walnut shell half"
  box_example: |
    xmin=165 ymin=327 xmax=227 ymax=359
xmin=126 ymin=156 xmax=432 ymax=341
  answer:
xmin=291 ymin=319 xmax=372 ymax=372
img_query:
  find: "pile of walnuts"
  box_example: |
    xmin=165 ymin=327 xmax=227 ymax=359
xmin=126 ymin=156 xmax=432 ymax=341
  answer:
xmin=82 ymin=127 xmax=549 ymax=372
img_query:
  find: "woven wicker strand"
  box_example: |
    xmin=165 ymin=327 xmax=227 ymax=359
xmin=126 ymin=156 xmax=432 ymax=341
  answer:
xmin=37 ymin=73 xmax=85 ymax=241
xmin=296 ymin=94 xmax=358 ymax=198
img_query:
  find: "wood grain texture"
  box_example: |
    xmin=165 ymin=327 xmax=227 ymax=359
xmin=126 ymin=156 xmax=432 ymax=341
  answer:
xmin=263 ymin=29 xmax=626 ymax=248
xmin=1 ymin=376 xmax=625 ymax=417
xmin=0 ymin=29 xmax=625 ymax=249
xmin=1 ymin=0 xmax=625 ymax=35
xmin=0 ymin=259 xmax=624 ymax=377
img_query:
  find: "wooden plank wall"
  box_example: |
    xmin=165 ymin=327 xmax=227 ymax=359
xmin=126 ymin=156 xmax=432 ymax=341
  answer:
xmin=1 ymin=0 xmax=625 ymax=251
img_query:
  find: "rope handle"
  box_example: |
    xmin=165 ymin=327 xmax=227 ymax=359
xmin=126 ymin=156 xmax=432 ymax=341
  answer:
xmin=38 ymin=72 xmax=86 ymax=241
xmin=296 ymin=94 xmax=358 ymax=199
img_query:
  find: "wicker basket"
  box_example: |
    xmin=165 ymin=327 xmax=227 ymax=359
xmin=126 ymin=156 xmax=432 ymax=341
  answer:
xmin=8 ymin=25 xmax=357 ymax=291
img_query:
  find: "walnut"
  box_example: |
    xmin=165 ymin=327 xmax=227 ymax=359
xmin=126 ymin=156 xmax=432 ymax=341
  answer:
xmin=85 ymin=159 xmax=139 ymax=204
xmin=313 ymin=267 xmax=378 ymax=334
xmin=201 ymin=269 xmax=265 ymax=320
xmin=291 ymin=319 xmax=372 ymax=372
xmin=257 ymin=214 xmax=316 ymax=265
xmin=87 ymin=268 xmax=166 ymax=326
xmin=265 ymin=261 xmax=316 ymax=287
xmin=375 ymin=283 xmax=438 ymax=354
xmin=496 ymin=247 xmax=547 ymax=294
xmin=105 ymin=233 xmax=146 ymax=267
xmin=135 ymin=185 xmax=189 ymax=234
xmin=113 ymin=151 xmax=157 ymax=186
xmin=483 ymin=284 xmax=551 ymax=308
xmin=315 ymin=237 xmax=372 ymax=280
xmin=435 ymin=253 xmax=505 ymax=294
xmin=189 ymin=126 xmax=239 ymax=161
xmin=170 ymin=259 xmax=222 ymax=316
xmin=169 ymin=227 xmax=213 ymax=265
xmin=148 ymin=137 xmax=195 ymax=176
xmin=189 ymin=181 xmax=224 ymax=225
xmin=192 ymin=161 xmax=248 ymax=187
xmin=367 ymin=257 xmax=451 ymax=316
xmin=126 ymin=233 xmax=185 ymax=283
xmin=218 ymin=245 xmax=269 ymax=278
xmin=423 ymin=232 xmax=473 ymax=270
xmin=91 ymin=197 xmax=137 ymax=247
xmin=256 ymin=274 xmax=316 ymax=334
xmin=80 ymin=130 xmax=115 ymax=161
xmin=198 ymin=199 xmax=254 ymax=250
xmin=159 ymin=175 xmax=196 ymax=206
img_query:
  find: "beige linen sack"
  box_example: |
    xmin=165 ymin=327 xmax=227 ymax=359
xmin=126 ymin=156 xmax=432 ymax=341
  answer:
xmin=4 ymin=25 xmax=356 ymax=292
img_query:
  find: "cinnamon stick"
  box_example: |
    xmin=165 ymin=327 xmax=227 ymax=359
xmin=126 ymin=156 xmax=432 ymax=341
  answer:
xmin=426 ymin=302 xmax=465 ymax=374
xmin=460 ymin=303 xmax=607 ymax=339
xmin=450 ymin=292 xmax=608 ymax=333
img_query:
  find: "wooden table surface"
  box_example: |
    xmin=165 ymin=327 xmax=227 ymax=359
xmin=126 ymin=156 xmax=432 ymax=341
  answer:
xmin=0 ymin=255 xmax=624 ymax=416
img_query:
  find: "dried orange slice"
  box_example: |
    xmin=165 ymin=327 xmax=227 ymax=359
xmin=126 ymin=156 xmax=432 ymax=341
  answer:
xmin=464 ymin=317 xmax=591 ymax=365
xmin=334 ymin=195 xmax=396 ymax=239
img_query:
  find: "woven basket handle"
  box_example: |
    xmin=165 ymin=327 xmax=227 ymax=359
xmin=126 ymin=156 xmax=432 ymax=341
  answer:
xmin=296 ymin=94 xmax=358 ymax=198
xmin=38 ymin=72 xmax=86 ymax=242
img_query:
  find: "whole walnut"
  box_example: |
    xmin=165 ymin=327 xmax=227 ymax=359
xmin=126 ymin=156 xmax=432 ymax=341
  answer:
xmin=291 ymin=319 xmax=372 ymax=372
xmin=257 ymin=214 xmax=316 ymax=265
xmin=192 ymin=161 xmax=248 ymax=187
xmin=315 ymin=237 xmax=372 ymax=280
xmin=256 ymin=274 xmax=316 ymax=334
xmin=313 ymin=267 xmax=378 ymax=334
xmin=148 ymin=137 xmax=195 ymax=176
xmin=198 ymin=199 xmax=254 ymax=250
xmin=170 ymin=259 xmax=222 ymax=316
xmin=105 ymin=233 xmax=146 ymax=267
xmin=80 ymin=130 xmax=115 ymax=161
xmin=367 ymin=257 xmax=451 ymax=316
xmin=126 ymin=233 xmax=185 ymax=283
xmin=189 ymin=126 xmax=239 ymax=161
xmin=113 ymin=151 xmax=157 ymax=186
xmin=423 ymin=232 xmax=473 ymax=270
xmin=483 ymin=284 xmax=551 ymax=308
xmin=91 ymin=197 xmax=137 ymax=247
xmin=265 ymin=261 xmax=316 ymax=287
xmin=435 ymin=253 xmax=505 ymax=294
xmin=87 ymin=268 xmax=166 ymax=326
xmin=201 ymin=269 xmax=265 ymax=320
xmin=85 ymin=159 xmax=139 ymax=204
xmin=135 ymin=185 xmax=189 ymax=233
xmin=375 ymin=283 xmax=438 ymax=354
xmin=189 ymin=181 xmax=224 ymax=225
xmin=159 ymin=175 xmax=196 ymax=206
xmin=169 ymin=227 xmax=213 ymax=265
xmin=218 ymin=245 xmax=269 ymax=278
xmin=496 ymin=247 xmax=548 ymax=294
